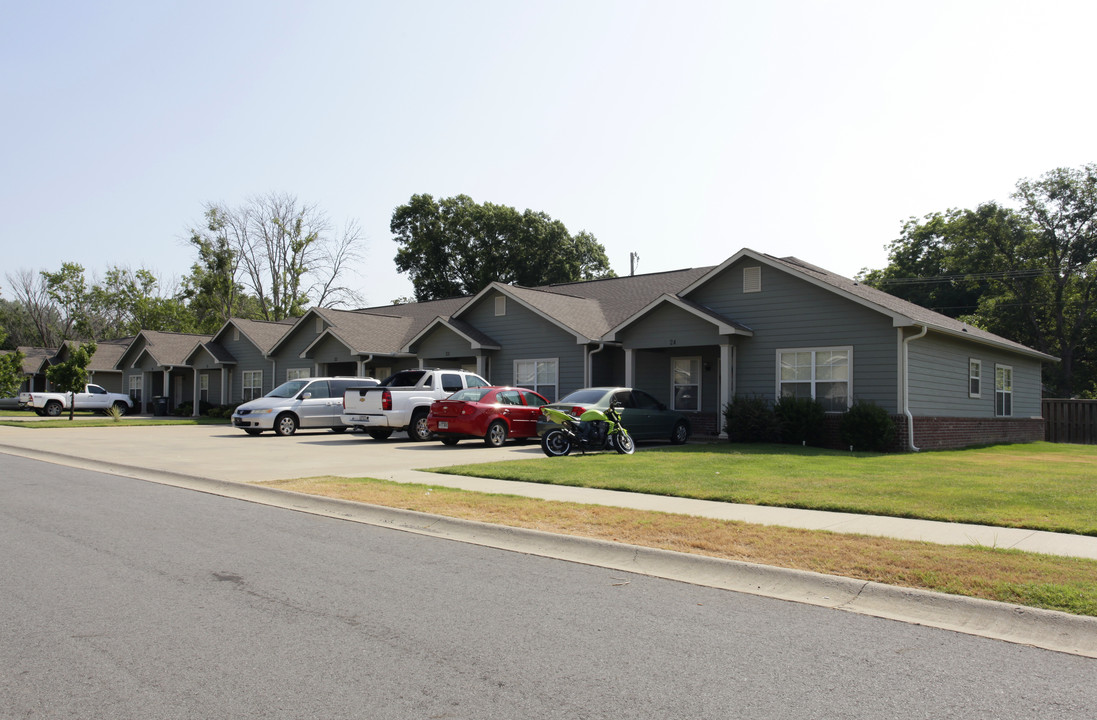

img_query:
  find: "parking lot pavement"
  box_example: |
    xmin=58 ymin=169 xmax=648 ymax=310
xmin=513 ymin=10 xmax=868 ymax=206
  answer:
xmin=0 ymin=424 xmax=545 ymax=483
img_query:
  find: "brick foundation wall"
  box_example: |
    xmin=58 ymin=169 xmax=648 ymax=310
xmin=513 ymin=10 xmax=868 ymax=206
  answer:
xmin=686 ymin=412 xmax=721 ymax=438
xmin=704 ymin=411 xmax=1043 ymax=451
xmin=900 ymin=415 xmax=1045 ymax=451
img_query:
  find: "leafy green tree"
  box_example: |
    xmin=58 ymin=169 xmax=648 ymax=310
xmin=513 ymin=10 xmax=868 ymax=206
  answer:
xmin=391 ymin=194 xmax=615 ymax=301
xmin=41 ymin=262 xmax=89 ymax=342
xmin=0 ymin=326 xmax=25 ymax=398
xmin=861 ymin=164 xmax=1097 ymax=397
xmin=45 ymin=341 xmax=96 ymax=420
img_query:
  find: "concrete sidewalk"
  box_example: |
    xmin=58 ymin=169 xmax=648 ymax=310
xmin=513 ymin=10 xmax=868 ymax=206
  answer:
xmin=1 ymin=423 xmax=1096 ymax=560
xmin=3 ymin=423 xmax=1097 ymax=658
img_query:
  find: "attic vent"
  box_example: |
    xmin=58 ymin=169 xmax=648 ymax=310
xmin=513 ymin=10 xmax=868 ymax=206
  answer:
xmin=743 ymin=266 xmax=761 ymax=293
xmin=495 ymin=296 xmax=506 ymax=316
xmin=316 ymin=317 xmax=324 ymax=334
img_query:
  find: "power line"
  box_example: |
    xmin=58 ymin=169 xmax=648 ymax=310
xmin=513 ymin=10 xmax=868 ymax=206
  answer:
xmin=875 ymin=268 xmax=1050 ymax=286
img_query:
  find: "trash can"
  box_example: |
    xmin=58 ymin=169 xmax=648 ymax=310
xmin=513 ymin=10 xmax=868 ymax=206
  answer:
xmin=153 ymin=396 xmax=169 ymax=416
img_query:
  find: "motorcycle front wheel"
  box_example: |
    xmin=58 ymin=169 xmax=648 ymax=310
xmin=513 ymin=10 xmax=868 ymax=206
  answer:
xmin=614 ymin=431 xmax=635 ymax=455
xmin=541 ymin=429 xmax=573 ymax=457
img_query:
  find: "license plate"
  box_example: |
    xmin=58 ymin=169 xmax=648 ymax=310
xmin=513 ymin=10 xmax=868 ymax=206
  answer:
xmin=351 ymin=416 xmax=370 ymax=423
xmin=438 ymin=421 xmax=448 ymax=429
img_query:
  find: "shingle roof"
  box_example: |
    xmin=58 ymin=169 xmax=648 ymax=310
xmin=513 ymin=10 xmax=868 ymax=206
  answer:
xmin=312 ymin=308 xmax=418 ymax=354
xmin=450 ymin=267 xmax=716 ymax=341
xmin=15 ymin=346 xmax=56 ymax=374
xmin=87 ymin=337 xmax=132 ymax=373
xmin=132 ymin=331 xmax=214 ymax=366
xmin=230 ymin=319 xmax=294 ymax=353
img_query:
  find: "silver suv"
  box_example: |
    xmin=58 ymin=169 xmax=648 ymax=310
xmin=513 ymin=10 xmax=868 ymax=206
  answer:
xmin=232 ymin=377 xmax=378 ymax=436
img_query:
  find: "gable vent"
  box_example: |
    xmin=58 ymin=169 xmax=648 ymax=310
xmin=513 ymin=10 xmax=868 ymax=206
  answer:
xmin=743 ymin=266 xmax=761 ymax=293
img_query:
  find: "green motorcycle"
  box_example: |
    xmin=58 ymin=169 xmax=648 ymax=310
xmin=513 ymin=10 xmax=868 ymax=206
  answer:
xmin=539 ymin=402 xmax=635 ymax=457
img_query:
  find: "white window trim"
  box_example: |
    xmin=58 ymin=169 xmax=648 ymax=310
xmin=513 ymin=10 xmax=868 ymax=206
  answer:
xmin=968 ymin=359 xmax=982 ymax=398
xmin=128 ymin=374 xmax=143 ymax=404
xmin=286 ymin=368 xmax=311 ymax=381
xmin=514 ymin=358 xmax=559 ymax=401
xmin=775 ymin=346 xmax=853 ymax=412
xmin=671 ymin=356 xmax=702 ymax=412
xmin=995 ymin=364 xmax=1013 ymax=417
xmin=242 ymin=369 xmax=263 ymax=402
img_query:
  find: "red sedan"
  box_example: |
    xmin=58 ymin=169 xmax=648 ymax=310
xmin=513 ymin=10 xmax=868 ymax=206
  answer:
xmin=427 ymin=387 xmax=549 ymax=447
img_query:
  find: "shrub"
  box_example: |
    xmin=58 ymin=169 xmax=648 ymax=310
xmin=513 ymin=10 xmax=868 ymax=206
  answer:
xmin=173 ymin=401 xmax=193 ymax=417
xmin=724 ymin=395 xmax=780 ymax=443
xmin=774 ymin=396 xmax=825 ymax=445
xmin=840 ymin=401 xmax=896 ymax=452
xmin=206 ymin=403 xmax=240 ymax=419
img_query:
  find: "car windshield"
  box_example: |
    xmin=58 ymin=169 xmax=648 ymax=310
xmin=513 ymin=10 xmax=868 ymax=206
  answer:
xmin=557 ymin=389 xmax=611 ymax=405
xmin=267 ymin=380 xmax=309 ymax=398
xmin=448 ymin=388 xmax=490 ymax=402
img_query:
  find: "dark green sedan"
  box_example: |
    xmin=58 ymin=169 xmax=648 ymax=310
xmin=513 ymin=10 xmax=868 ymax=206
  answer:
xmin=535 ymin=387 xmax=691 ymax=444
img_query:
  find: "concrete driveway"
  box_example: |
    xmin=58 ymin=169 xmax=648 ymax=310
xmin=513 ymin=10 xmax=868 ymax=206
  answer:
xmin=0 ymin=424 xmax=546 ymax=483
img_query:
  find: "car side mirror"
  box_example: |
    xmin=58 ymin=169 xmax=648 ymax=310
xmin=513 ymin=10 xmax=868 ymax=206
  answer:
xmin=299 ymin=392 xmax=312 ymax=400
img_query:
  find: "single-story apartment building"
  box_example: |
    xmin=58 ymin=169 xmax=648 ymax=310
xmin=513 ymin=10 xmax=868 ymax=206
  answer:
xmin=99 ymin=248 xmax=1054 ymax=450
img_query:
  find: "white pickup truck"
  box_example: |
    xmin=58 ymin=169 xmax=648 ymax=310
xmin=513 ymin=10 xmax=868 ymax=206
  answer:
xmin=341 ymin=368 xmax=489 ymax=440
xmin=19 ymin=384 xmax=134 ymax=417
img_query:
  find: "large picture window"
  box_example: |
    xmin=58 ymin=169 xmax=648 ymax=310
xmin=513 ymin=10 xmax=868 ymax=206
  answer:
xmin=777 ymin=347 xmax=850 ymax=412
xmin=672 ymin=357 xmax=701 ymax=411
xmin=242 ymin=370 xmax=263 ymax=402
xmin=515 ymin=359 xmax=558 ymax=402
xmin=995 ymin=364 xmax=1013 ymax=417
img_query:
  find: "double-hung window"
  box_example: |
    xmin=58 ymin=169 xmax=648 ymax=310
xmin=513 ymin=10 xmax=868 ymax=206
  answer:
xmin=128 ymin=375 xmax=143 ymax=406
xmin=969 ymin=359 xmax=982 ymax=398
xmin=995 ymin=365 xmax=1013 ymax=417
xmin=515 ymin=359 xmax=558 ymax=402
xmin=242 ymin=370 xmax=263 ymax=402
xmin=672 ymin=357 xmax=701 ymax=411
xmin=777 ymin=347 xmax=851 ymax=412
xmin=199 ymin=374 xmax=209 ymax=403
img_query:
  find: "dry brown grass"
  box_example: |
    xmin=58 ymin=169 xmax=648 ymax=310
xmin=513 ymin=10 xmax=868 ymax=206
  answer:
xmin=259 ymin=475 xmax=1097 ymax=615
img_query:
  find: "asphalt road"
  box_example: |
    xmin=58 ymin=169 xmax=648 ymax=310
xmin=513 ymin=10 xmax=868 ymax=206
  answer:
xmin=3 ymin=454 xmax=1095 ymax=719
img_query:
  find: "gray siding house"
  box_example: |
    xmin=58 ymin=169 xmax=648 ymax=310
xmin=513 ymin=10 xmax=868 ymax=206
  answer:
xmin=117 ymin=331 xmax=213 ymax=414
xmin=103 ymin=248 xmax=1053 ymax=449
xmin=185 ymin=318 xmax=297 ymax=407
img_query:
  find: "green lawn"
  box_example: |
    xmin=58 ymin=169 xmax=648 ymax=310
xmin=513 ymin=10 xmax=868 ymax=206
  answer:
xmin=431 ymin=442 xmax=1097 ymax=536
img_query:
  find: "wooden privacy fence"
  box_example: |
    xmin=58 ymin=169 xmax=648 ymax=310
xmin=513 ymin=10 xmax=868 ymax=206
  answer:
xmin=1042 ymin=399 xmax=1097 ymax=444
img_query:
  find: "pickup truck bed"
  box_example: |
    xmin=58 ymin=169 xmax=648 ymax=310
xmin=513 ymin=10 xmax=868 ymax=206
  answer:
xmin=342 ymin=369 xmax=489 ymax=440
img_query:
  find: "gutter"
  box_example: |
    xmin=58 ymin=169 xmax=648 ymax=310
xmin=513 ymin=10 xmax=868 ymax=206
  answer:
xmin=585 ymin=343 xmax=605 ymax=387
xmin=902 ymin=325 xmax=928 ymax=452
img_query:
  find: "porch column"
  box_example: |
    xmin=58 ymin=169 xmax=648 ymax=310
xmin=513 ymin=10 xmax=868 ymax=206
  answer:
xmin=192 ymin=368 xmax=199 ymax=417
xmin=624 ymin=348 xmax=634 ymax=388
xmin=719 ymin=341 xmax=732 ymax=439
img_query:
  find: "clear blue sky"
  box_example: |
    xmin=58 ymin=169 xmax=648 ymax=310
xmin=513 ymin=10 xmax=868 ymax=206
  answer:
xmin=4 ymin=1 xmax=1095 ymax=307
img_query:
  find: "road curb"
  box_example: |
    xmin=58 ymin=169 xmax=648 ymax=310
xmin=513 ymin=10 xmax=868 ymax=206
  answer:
xmin=4 ymin=442 xmax=1096 ymax=658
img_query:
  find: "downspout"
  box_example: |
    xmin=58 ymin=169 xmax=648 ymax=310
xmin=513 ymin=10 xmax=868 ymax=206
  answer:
xmin=903 ymin=325 xmax=928 ymax=452
xmin=360 ymin=355 xmax=373 ymax=377
xmin=586 ymin=343 xmax=605 ymax=387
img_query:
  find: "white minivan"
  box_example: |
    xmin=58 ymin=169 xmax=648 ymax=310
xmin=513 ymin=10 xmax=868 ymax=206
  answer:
xmin=232 ymin=377 xmax=378 ymax=436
